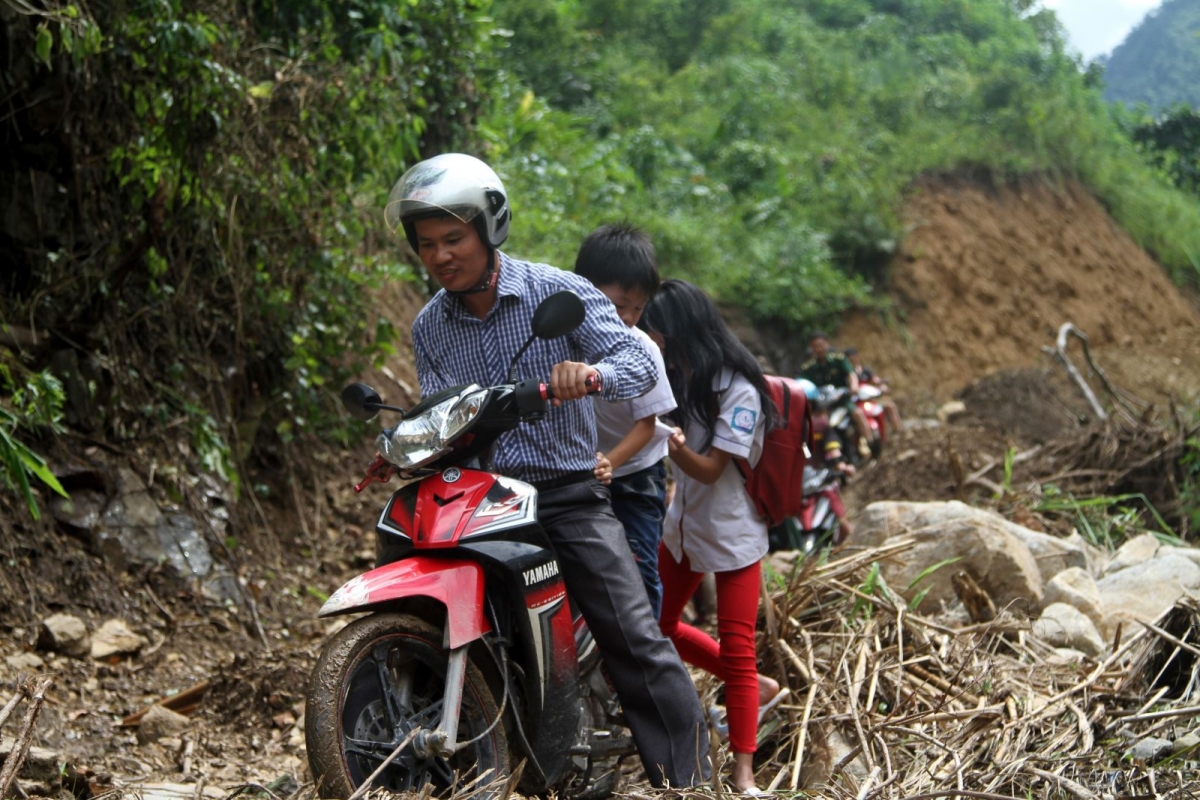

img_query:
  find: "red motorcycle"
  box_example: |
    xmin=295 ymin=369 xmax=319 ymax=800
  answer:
xmin=766 ymin=465 xmax=848 ymax=555
xmin=854 ymin=384 xmax=888 ymax=457
xmin=305 ymin=292 xmax=631 ymax=799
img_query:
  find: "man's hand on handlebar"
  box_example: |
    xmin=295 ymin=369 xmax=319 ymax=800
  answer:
xmin=548 ymin=361 xmax=601 ymax=406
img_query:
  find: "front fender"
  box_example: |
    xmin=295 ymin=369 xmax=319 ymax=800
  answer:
xmin=318 ymin=557 xmax=490 ymax=649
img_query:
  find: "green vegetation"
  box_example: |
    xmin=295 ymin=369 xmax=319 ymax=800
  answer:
xmin=489 ymin=0 xmax=1200 ymax=300
xmin=1103 ymin=0 xmax=1200 ymax=110
xmin=0 ymin=352 xmax=68 ymax=519
xmin=1 ymin=0 xmax=491 ymax=499
xmin=3 ymin=0 xmax=1200 ymax=515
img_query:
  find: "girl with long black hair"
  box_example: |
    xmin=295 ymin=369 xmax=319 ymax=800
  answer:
xmin=642 ymin=279 xmax=783 ymax=794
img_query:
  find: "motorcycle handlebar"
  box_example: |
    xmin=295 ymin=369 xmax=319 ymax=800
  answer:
xmin=539 ymin=373 xmax=602 ymax=401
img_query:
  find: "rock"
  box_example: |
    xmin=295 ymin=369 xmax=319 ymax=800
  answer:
xmin=1047 ymin=648 xmax=1088 ymax=665
xmin=852 ymin=501 xmax=1043 ymax=614
xmin=49 ymin=489 xmax=107 ymax=532
xmin=936 ymin=401 xmax=966 ymax=424
xmin=1008 ymin=529 xmax=1095 ymax=585
xmin=91 ymin=618 xmax=149 ymax=659
xmin=52 ymin=464 xmax=217 ymax=582
xmin=1043 ymin=568 xmax=1106 ymax=634
xmin=0 ymin=742 xmax=79 ymax=787
xmin=1103 ymin=532 xmax=1160 ymax=575
xmin=1032 ymin=603 xmax=1106 ymax=657
xmin=4 ymin=652 xmax=44 ymax=671
xmin=1172 ymin=732 xmax=1200 ymax=756
xmin=1124 ymin=736 xmax=1173 ymax=763
xmin=137 ymin=704 xmax=191 ymax=745
xmin=38 ymin=613 xmax=91 ymax=658
xmin=1095 ymin=553 xmax=1200 ymax=639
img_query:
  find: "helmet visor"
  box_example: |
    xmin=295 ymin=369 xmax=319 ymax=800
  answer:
xmin=385 ymin=166 xmax=483 ymax=234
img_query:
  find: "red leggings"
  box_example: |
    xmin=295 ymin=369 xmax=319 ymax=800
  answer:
xmin=657 ymin=543 xmax=762 ymax=754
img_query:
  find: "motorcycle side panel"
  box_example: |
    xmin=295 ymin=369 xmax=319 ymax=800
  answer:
xmin=461 ymin=539 xmax=581 ymax=789
xmin=317 ymin=557 xmax=490 ymax=650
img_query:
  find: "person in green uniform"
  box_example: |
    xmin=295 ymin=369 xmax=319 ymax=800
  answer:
xmin=797 ymin=331 xmax=874 ymax=455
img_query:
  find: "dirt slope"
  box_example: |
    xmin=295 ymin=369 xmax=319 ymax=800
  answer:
xmin=839 ymin=175 xmax=1200 ymax=415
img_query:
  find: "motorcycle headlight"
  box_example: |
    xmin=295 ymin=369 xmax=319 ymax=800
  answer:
xmin=377 ymin=386 xmax=488 ymax=471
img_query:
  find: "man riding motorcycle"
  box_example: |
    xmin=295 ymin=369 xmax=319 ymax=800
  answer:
xmin=798 ymin=331 xmax=875 ymax=459
xmin=390 ymin=153 xmax=710 ymax=789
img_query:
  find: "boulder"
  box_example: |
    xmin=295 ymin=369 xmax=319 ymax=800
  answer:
xmin=1043 ymin=567 xmax=1106 ymax=634
xmin=852 ymin=501 xmax=1044 ymax=614
xmin=1004 ymin=527 xmax=1093 ymax=586
xmin=37 ymin=613 xmax=90 ymax=658
xmin=1095 ymin=553 xmax=1200 ymax=639
xmin=91 ymin=618 xmax=149 ymax=659
xmin=137 ymin=704 xmax=191 ymax=745
xmin=50 ymin=465 xmax=217 ymax=582
xmin=1032 ymin=602 xmax=1106 ymax=658
xmin=1102 ymin=532 xmax=1161 ymax=576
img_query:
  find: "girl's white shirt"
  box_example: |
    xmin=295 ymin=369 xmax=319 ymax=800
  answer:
xmin=662 ymin=367 xmax=768 ymax=573
xmin=593 ymin=325 xmax=677 ymax=478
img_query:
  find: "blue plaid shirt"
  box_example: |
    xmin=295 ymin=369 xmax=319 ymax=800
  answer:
xmin=411 ymin=253 xmax=656 ymax=483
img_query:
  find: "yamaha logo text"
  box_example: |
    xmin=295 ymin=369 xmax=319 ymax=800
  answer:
xmin=523 ymin=561 xmax=560 ymax=586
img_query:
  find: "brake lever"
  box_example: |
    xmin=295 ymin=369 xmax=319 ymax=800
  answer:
xmin=354 ymin=456 xmax=396 ymax=493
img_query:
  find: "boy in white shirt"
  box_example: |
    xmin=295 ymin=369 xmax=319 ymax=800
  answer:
xmin=575 ymin=224 xmax=676 ymax=617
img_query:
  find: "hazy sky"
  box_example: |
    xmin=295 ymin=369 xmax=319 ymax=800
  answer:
xmin=1040 ymin=0 xmax=1165 ymax=60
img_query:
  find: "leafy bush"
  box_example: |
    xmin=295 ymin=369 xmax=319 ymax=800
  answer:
xmin=0 ymin=352 xmax=68 ymax=519
xmin=1 ymin=0 xmax=492 ymax=489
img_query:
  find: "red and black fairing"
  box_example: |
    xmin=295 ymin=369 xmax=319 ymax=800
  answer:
xmin=376 ymin=468 xmax=539 ymax=547
xmin=371 ymin=467 xmax=583 ymax=789
xmin=799 ymin=488 xmax=838 ymax=536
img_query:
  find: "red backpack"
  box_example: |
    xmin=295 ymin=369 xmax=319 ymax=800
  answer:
xmin=734 ymin=375 xmax=813 ymax=527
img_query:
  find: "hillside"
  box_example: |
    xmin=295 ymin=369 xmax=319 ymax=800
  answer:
xmin=839 ymin=175 xmax=1200 ymax=414
xmin=1103 ymin=0 xmax=1200 ymax=109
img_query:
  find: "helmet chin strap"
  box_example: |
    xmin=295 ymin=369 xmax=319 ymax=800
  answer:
xmin=444 ymin=247 xmax=499 ymax=296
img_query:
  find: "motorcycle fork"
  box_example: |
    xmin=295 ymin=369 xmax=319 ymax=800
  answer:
xmin=411 ymin=645 xmax=469 ymax=759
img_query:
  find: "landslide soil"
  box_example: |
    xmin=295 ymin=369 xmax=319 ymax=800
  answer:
xmin=838 ymin=175 xmax=1200 ymax=417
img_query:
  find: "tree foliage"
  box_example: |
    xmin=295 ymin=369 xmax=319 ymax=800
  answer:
xmin=1103 ymin=0 xmax=1200 ymax=110
xmin=0 ymin=0 xmax=495 ymax=499
xmin=492 ymin=0 xmax=1200 ymax=302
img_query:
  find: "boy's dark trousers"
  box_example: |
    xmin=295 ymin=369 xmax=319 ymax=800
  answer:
xmin=535 ymin=475 xmax=710 ymax=788
xmin=608 ymin=461 xmax=668 ymax=618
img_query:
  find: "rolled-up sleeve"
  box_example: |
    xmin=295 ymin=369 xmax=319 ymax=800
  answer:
xmin=566 ymin=277 xmax=654 ymax=401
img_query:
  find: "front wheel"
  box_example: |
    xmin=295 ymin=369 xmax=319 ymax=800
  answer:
xmin=305 ymin=612 xmax=509 ymax=798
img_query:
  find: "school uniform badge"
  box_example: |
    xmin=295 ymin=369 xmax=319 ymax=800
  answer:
xmin=731 ymin=407 xmax=757 ymax=433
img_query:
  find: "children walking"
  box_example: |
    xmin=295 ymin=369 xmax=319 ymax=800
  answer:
xmin=642 ymin=279 xmax=782 ymax=794
xmin=575 ymin=224 xmax=676 ymax=616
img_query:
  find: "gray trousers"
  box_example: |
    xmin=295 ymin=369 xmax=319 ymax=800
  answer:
xmin=537 ymin=478 xmax=711 ymax=788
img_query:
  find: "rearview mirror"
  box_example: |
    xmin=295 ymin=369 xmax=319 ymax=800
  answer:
xmin=531 ymin=291 xmax=585 ymax=340
xmin=341 ymin=383 xmax=383 ymax=421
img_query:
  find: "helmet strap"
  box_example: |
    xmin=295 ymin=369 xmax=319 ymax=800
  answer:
xmin=445 ymin=247 xmax=499 ymax=296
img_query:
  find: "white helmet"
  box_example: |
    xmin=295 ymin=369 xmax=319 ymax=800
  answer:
xmin=385 ymin=153 xmax=511 ymax=252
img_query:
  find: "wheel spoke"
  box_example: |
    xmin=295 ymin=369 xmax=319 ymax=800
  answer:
xmin=343 ymin=735 xmax=399 ymax=761
xmin=372 ymin=642 xmax=409 ymax=732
